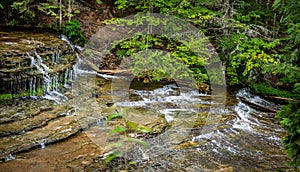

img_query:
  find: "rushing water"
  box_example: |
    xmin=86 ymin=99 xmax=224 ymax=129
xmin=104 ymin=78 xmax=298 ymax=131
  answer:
xmin=0 ymin=32 xmax=290 ymax=171
xmin=0 ymin=72 xmax=289 ymax=171
xmin=100 ymin=82 xmax=287 ymax=171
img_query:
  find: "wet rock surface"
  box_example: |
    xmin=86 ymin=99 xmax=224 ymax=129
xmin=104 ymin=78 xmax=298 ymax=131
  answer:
xmin=0 ymin=75 xmax=172 ymax=171
xmin=0 ymin=30 xmax=291 ymax=171
xmin=0 ymin=31 xmax=77 ymax=97
xmin=0 ymin=75 xmax=291 ymax=171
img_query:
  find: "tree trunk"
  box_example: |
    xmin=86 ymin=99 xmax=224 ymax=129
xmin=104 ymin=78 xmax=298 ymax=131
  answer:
xmin=59 ymin=0 xmax=62 ymax=27
xmin=68 ymin=0 xmax=72 ymax=21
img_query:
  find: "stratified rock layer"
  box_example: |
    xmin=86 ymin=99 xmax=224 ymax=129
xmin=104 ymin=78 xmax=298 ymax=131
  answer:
xmin=0 ymin=31 xmax=77 ymax=96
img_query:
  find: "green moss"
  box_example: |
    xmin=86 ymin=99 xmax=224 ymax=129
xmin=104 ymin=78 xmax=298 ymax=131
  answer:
xmin=0 ymin=94 xmax=13 ymax=101
xmin=0 ymin=87 xmax=44 ymax=103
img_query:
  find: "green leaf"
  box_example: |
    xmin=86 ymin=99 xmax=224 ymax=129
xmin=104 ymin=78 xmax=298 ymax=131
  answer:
xmin=109 ymin=126 xmax=126 ymax=135
xmin=104 ymin=142 xmax=123 ymax=150
xmin=106 ymin=112 xmax=122 ymax=121
xmin=96 ymin=0 xmax=102 ymax=5
xmin=124 ymin=138 xmax=150 ymax=149
xmin=137 ymin=125 xmax=152 ymax=133
xmin=126 ymin=121 xmax=138 ymax=130
xmin=129 ymin=161 xmax=137 ymax=165
xmin=105 ymin=151 xmax=123 ymax=164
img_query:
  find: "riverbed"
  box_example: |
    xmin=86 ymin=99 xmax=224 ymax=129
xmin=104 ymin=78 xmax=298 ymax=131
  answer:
xmin=0 ymin=31 xmax=289 ymax=171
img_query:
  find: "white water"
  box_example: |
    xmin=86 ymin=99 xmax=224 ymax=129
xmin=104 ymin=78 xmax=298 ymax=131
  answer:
xmin=5 ymin=154 xmax=15 ymax=161
xmin=23 ymin=35 xmax=87 ymax=103
xmin=26 ymin=49 xmax=75 ymax=103
xmin=40 ymin=142 xmax=45 ymax=149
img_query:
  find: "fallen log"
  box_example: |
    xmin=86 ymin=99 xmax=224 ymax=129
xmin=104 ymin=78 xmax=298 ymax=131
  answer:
xmin=265 ymin=96 xmax=300 ymax=102
xmin=97 ymin=69 xmax=132 ymax=75
xmin=237 ymin=97 xmax=278 ymax=113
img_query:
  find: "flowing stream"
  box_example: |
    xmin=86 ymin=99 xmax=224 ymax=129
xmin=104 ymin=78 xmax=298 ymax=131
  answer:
xmin=0 ymin=31 xmax=289 ymax=171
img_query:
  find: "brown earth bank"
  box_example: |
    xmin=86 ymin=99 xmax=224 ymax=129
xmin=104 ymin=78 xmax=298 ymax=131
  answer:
xmin=0 ymin=0 xmax=133 ymax=40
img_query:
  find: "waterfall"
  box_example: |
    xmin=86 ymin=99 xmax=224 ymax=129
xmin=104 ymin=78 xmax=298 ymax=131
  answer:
xmin=68 ymin=68 xmax=73 ymax=84
xmin=41 ymin=36 xmax=84 ymax=103
xmin=25 ymin=50 xmax=72 ymax=102
xmin=27 ymin=52 xmax=51 ymax=94
xmin=5 ymin=154 xmax=15 ymax=161
xmin=0 ymin=31 xmax=79 ymax=102
xmin=29 ymin=76 xmax=36 ymax=96
xmin=40 ymin=142 xmax=45 ymax=149
xmin=54 ymin=74 xmax=59 ymax=91
xmin=64 ymin=67 xmax=69 ymax=88
xmin=61 ymin=34 xmax=74 ymax=51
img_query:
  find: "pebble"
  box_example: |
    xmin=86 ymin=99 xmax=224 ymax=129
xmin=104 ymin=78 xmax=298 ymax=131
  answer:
xmin=81 ymin=160 xmax=91 ymax=165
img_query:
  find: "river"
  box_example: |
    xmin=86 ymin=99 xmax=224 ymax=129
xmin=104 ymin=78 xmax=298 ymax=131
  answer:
xmin=0 ymin=31 xmax=289 ymax=171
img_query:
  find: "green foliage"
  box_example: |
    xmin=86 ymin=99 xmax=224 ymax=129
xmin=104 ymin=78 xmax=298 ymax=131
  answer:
xmin=236 ymin=10 xmax=261 ymax=23
xmin=0 ymin=86 xmax=44 ymax=104
xmin=276 ymin=102 xmax=300 ymax=169
xmin=106 ymin=112 xmax=123 ymax=121
xmin=123 ymin=137 xmax=150 ymax=148
xmin=264 ymin=64 xmax=300 ymax=87
xmin=114 ymin=0 xmax=220 ymax=24
xmin=273 ymin=0 xmax=300 ymax=46
xmin=220 ymin=33 xmax=280 ymax=85
xmin=38 ymin=0 xmax=81 ymax=21
xmin=234 ymin=1 xmax=275 ymax=27
xmin=10 ymin=0 xmax=35 ymax=23
xmin=109 ymin=126 xmax=126 ymax=135
xmin=38 ymin=2 xmax=60 ymax=17
xmin=95 ymin=0 xmax=102 ymax=5
xmin=105 ymin=150 xmax=123 ymax=164
xmin=125 ymin=121 xmax=152 ymax=133
xmin=0 ymin=94 xmax=13 ymax=102
xmin=250 ymin=83 xmax=300 ymax=100
xmin=8 ymin=19 xmax=19 ymax=26
xmin=104 ymin=111 xmax=151 ymax=164
xmin=111 ymin=33 xmax=208 ymax=84
xmin=61 ymin=19 xmax=87 ymax=46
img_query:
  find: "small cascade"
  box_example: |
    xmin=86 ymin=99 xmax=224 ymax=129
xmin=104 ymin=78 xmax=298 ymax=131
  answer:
xmin=43 ymin=91 xmax=68 ymax=104
xmin=0 ymin=31 xmax=78 ymax=102
xmin=54 ymin=74 xmax=59 ymax=91
xmin=5 ymin=154 xmax=15 ymax=161
xmin=40 ymin=142 xmax=45 ymax=149
xmin=68 ymin=68 xmax=73 ymax=84
xmin=236 ymin=88 xmax=281 ymax=110
xmin=232 ymin=101 xmax=254 ymax=132
xmin=64 ymin=67 xmax=69 ymax=88
xmin=61 ymin=35 xmax=74 ymax=51
xmin=27 ymin=51 xmax=58 ymax=94
xmin=34 ymin=52 xmax=52 ymax=72
xmin=29 ymin=76 xmax=36 ymax=96
xmin=51 ymin=50 xmax=61 ymax=64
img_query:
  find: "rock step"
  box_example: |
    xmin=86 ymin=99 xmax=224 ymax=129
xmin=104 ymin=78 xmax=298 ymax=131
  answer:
xmin=0 ymin=104 xmax=73 ymax=137
xmin=0 ymin=100 xmax=52 ymax=124
xmin=0 ymin=114 xmax=81 ymax=160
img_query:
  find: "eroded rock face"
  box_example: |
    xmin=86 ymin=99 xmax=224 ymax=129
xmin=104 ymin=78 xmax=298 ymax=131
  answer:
xmin=0 ymin=31 xmax=77 ymax=98
xmin=0 ymin=75 xmax=171 ymax=166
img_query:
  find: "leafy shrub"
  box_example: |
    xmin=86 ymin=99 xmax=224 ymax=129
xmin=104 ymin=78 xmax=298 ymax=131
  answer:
xmin=220 ymin=33 xmax=280 ymax=85
xmin=276 ymin=102 xmax=300 ymax=169
xmin=104 ymin=112 xmax=151 ymax=164
xmin=250 ymin=83 xmax=300 ymax=100
xmin=61 ymin=19 xmax=87 ymax=46
xmin=111 ymin=34 xmax=208 ymax=84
